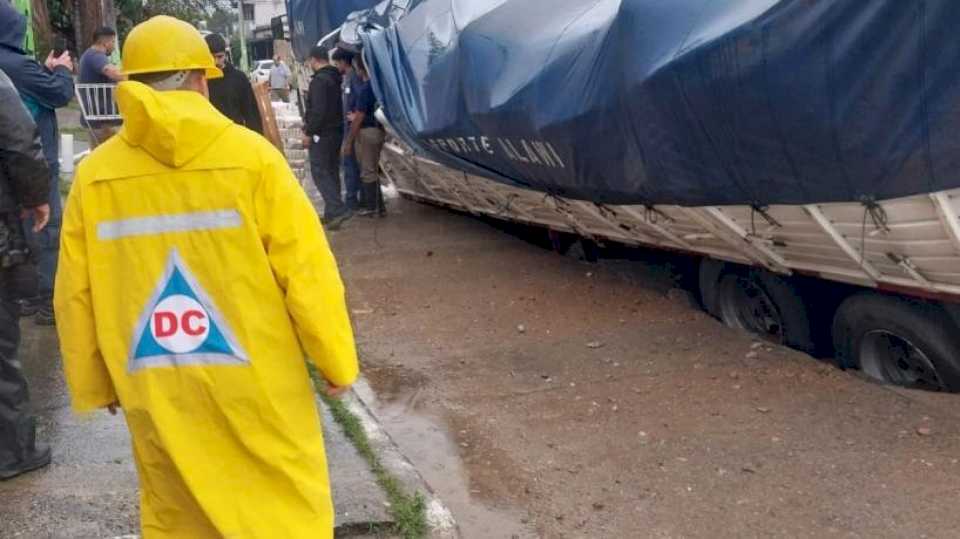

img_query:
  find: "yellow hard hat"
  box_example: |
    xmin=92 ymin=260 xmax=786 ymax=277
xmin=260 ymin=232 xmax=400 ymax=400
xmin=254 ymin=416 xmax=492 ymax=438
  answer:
xmin=122 ymin=15 xmax=223 ymax=79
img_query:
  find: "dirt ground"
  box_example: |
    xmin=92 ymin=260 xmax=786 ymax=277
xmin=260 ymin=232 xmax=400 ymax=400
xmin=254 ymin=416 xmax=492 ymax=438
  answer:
xmin=331 ymin=196 xmax=960 ymax=539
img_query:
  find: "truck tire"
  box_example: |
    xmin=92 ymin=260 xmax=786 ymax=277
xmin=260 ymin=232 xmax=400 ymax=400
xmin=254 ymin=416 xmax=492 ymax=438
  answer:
xmin=832 ymin=293 xmax=960 ymax=391
xmin=697 ymin=258 xmax=726 ymax=318
xmin=717 ymin=269 xmax=815 ymax=353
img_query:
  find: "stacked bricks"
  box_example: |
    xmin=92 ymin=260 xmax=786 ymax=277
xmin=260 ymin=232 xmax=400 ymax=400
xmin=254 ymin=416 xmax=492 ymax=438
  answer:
xmin=272 ymin=101 xmax=308 ymax=185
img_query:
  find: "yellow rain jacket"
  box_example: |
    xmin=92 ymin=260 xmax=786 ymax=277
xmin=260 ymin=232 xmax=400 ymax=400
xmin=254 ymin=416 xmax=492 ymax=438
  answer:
xmin=54 ymin=80 xmax=359 ymax=538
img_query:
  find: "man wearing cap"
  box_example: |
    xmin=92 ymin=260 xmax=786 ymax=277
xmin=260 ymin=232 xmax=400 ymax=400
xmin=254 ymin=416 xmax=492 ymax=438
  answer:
xmin=204 ymin=33 xmax=263 ymax=134
xmin=54 ymin=15 xmax=358 ymax=538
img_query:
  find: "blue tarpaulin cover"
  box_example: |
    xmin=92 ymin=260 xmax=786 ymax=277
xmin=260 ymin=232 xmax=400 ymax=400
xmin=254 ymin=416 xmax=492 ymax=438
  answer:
xmin=304 ymin=0 xmax=960 ymax=206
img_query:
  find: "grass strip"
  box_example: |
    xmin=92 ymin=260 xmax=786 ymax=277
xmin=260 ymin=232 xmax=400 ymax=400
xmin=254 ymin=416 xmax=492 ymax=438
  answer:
xmin=310 ymin=368 xmax=428 ymax=538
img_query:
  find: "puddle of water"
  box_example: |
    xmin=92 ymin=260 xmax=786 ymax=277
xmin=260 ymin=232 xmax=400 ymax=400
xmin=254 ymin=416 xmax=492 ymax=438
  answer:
xmin=354 ymin=380 xmax=536 ymax=538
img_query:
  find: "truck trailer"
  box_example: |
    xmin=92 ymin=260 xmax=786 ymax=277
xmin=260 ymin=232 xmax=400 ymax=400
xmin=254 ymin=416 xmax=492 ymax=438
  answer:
xmin=292 ymin=0 xmax=960 ymax=391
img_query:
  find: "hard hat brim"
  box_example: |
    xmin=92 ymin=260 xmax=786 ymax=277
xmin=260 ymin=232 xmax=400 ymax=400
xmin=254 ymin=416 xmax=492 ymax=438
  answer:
xmin=121 ymin=65 xmax=224 ymax=80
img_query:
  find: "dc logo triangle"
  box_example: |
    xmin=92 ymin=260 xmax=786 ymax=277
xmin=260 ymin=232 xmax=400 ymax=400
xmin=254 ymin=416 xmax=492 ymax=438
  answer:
xmin=129 ymin=249 xmax=249 ymax=371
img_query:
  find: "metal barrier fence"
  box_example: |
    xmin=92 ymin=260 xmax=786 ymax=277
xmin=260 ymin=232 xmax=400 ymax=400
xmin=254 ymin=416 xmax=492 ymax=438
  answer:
xmin=75 ymin=83 xmax=122 ymax=149
xmin=75 ymin=83 xmax=121 ymax=121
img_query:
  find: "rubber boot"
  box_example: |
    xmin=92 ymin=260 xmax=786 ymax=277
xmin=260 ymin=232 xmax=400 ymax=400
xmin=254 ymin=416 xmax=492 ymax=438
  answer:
xmin=359 ymin=182 xmax=380 ymax=216
xmin=0 ymin=296 xmax=51 ymax=480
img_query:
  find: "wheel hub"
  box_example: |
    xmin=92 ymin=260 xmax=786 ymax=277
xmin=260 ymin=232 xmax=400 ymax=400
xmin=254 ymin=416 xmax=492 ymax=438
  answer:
xmin=723 ymin=276 xmax=785 ymax=343
xmin=860 ymin=330 xmax=944 ymax=391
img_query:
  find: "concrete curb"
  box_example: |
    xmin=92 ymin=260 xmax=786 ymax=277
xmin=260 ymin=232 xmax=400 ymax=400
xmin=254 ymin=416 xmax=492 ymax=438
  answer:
xmin=345 ymin=379 xmax=460 ymax=538
xmin=318 ymin=396 xmax=394 ymax=534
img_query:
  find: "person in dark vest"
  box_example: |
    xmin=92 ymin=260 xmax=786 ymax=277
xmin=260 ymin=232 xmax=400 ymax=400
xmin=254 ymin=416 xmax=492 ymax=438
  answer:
xmin=204 ymin=33 xmax=262 ymax=134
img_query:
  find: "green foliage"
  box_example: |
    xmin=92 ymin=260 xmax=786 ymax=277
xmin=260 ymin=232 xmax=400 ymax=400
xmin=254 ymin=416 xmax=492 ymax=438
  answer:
xmin=207 ymin=7 xmax=236 ymax=36
xmin=116 ymin=0 xmax=230 ymax=36
xmin=45 ymin=0 xmax=232 ymax=51
xmin=45 ymin=0 xmax=74 ymax=49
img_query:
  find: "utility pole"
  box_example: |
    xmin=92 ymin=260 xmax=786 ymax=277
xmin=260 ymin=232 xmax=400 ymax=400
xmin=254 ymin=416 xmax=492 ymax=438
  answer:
xmin=236 ymin=0 xmax=250 ymax=72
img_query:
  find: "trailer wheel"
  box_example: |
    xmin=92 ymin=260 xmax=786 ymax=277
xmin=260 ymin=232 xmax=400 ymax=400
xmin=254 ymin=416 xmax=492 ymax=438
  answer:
xmin=832 ymin=294 xmax=960 ymax=391
xmin=697 ymin=258 xmax=725 ymax=318
xmin=717 ymin=270 xmax=814 ymax=352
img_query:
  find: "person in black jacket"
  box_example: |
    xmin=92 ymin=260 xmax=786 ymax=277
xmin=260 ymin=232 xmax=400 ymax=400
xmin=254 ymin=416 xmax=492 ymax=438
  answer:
xmin=303 ymin=45 xmax=350 ymax=229
xmin=204 ymin=33 xmax=263 ymax=134
xmin=0 ymin=69 xmax=52 ymax=481
xmin=0 ymin=2 xmax=73 ymax=326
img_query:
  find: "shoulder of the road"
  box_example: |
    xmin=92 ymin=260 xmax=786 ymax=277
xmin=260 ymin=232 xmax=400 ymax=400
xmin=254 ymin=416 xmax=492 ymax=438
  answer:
xmin=337 ymin=379 xmax=459 ymax=538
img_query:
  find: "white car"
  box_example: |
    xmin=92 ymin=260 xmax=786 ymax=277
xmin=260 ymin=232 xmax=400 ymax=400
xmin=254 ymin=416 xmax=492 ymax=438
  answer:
xmin=251 ymin=59 xmax=273 ymax=83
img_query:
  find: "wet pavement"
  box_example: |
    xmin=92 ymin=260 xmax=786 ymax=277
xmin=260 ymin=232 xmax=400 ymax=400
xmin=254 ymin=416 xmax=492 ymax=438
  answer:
xmin=351 ymin=380 xmax=529 ymax=538
xmin=0 ymin=325 xmax=138 ymax=538
xmin=1 ymin=114 xmax=441 ymax=537
xmin=327 ymin=195 xmax=960 ymax=538
xmin=0 ymin=322 xmax=404 ymax=538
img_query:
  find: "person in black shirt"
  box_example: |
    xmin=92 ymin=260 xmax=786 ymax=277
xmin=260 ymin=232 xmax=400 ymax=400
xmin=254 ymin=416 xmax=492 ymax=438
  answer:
xmin=204 ymin=33 xmax=262 ymax=134
xmin=303 ymin=45 xmax=349 ymax=229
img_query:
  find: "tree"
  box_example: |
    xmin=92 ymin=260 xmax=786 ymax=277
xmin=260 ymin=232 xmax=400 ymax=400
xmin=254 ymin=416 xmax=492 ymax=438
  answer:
xmin=207 ymin=6 xmax=236 ymax=36
xmin=36 ymin=0 xmax=230 ymax=58
xmin=116 ymin=0 xmax=228 ymax=38
xmin=133 ymin=0 xmax=230 ymax=23
xmin=34 ymin=0 xmax=124 ymax=56
xmin=75 ymin=0 xmax=102 ymax=54
xmin=31 ymin=0 xmax=52 ymax=55
xmin=40 ymin=0 xmax=75 ymax=55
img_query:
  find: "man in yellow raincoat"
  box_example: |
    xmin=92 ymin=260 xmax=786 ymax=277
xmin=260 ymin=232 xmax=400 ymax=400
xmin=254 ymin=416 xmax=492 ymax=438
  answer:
xmin=54 ymin=16 xmax=359 ymax=538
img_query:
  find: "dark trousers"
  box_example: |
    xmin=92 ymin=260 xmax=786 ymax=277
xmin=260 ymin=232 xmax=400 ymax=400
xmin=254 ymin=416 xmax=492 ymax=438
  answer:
xmin=0 ymin=282 xmax=36 ymax=470
xmin=342 ymin=123 xmax=361 ymax=210
xmin=24 ymin=163 xmax=61 ymax=301
xmin=309 ymin=131 xmax=347 ymax=219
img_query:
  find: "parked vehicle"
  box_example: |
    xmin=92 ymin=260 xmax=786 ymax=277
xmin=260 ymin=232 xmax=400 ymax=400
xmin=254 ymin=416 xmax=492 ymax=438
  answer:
xmin=250 ymin=59 xmax=273 ymax=83
xmin=291 ymin=0 xmax=960 ymax=391
xmin=380 ymin=140 xmax=960 ymax=392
